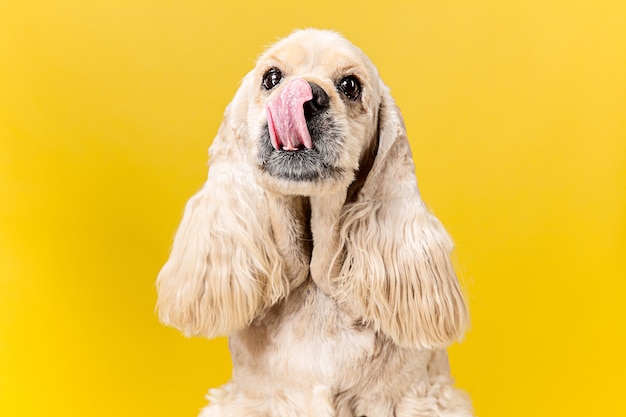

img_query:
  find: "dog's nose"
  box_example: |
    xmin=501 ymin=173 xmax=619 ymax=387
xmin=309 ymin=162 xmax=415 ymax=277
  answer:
xmin=303 ymin=82 xmax=330 ymax=118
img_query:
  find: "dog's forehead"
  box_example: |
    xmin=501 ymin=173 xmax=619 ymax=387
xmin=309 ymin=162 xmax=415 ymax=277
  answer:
xmin=258 ymin=30 xmax=375 ymax=79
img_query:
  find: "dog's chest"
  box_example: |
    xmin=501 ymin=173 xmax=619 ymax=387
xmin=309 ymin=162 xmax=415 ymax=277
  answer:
xmin=229 ymin=281 xmax=377 ymax=394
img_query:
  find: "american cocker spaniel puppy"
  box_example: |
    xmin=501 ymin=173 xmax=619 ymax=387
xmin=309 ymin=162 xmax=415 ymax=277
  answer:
xmin=157 ymin=29 xmax=473 ymax=417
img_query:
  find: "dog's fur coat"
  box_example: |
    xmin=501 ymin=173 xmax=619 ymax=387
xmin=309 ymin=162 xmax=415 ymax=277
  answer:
xmin=157 ymin=29 xmax=473 ymax=417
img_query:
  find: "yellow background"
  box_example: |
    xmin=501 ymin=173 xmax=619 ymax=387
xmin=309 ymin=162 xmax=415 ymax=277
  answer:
xmin=1 ymin=1 xmax=625 ymax=416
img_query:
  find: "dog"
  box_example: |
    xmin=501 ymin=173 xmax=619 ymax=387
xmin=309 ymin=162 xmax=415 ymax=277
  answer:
xmin=157 ymin=29 xmax=473 ymax=417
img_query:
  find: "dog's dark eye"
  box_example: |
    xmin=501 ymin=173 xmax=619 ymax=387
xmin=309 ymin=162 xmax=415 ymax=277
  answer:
xmin=262 ymin=68 xmax=283 ymax=90
xmin=337 ymin=76 xmax=361 ymax=100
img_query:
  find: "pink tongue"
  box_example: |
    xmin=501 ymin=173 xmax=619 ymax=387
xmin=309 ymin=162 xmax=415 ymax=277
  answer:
xmin=265 ymin=78 xmax=313 ymax=151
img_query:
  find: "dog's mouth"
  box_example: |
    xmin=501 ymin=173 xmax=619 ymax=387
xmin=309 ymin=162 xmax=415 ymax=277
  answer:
xmin=265 ymin=78 xmax=314 ymax=151
xmin=258 ymin=78 xmax=344 ymax=183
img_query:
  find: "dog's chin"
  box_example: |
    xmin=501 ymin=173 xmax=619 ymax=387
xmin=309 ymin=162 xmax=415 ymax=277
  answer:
xmin=256 ymin=128 xmax=353 ymax=196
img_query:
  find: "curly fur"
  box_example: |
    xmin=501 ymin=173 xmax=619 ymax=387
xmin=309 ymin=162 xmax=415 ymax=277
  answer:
xmin=157 ymin=29 xmax=473 ymax=416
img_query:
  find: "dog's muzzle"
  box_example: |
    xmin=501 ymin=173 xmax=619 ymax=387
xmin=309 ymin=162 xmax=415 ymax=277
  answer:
xmin=258 ymin=77 xmax=342 ymax=185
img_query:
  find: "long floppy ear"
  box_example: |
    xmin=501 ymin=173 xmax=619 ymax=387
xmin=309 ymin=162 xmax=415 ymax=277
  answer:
xmin=333 ymin=86 xmax=468 ymax=349
xmin=156 ymin=75 xmax=290 ymax=338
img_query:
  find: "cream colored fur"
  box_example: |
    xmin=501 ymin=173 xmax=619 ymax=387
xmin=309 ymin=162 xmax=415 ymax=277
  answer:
xmin=157 ymin=29 xmax=473 ymax=416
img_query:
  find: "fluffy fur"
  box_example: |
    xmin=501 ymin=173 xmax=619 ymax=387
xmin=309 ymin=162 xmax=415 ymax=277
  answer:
xmin=157 ymin=29 xmax=473 ymax=417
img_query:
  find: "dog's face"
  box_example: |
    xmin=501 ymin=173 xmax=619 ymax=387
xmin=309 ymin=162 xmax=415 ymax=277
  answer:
xmin=232 ymin=30 xmax=383 ymax=196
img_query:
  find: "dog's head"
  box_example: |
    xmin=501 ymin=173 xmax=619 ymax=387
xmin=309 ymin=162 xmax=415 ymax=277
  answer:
xmin=158 ymin=29 xmax=468 ymax=349
xmin=216 ymin=29 xmax=382 ymax=196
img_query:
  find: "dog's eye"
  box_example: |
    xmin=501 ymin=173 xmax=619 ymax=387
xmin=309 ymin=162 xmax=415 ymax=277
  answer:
xmin=262 ymin=68 xmax=283 ymax=90
xmin=337 ymin=76 xmax=361 ymax=100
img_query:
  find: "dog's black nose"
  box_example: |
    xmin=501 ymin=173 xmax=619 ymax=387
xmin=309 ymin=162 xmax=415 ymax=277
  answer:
xmin=303 ymin=82 xmax=329 ymax=118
